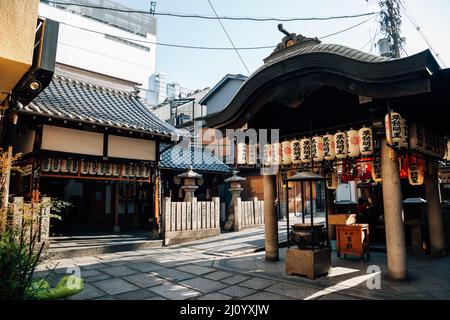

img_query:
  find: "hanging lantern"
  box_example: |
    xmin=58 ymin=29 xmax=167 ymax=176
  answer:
xmin=347 ymin=129 xmax=360 ymax=158
xmin=400 ymin=119 xmax=409 ymax=149
xmin=88 ymin=162 xmax=97 ymax=175
xmin=247 ymin=143 xmax=257 ymax=165
xmin=69 ymin=160 xmax=78 ymax=174
xmin=311 ymin=136 xmax=324 ymax=162
xmin=446 ymin=141 xmax=450 ymax=161
xmin=41 ymin=158 xmax=51 ymax=172
xmin=300 ymin=138 xmax=311 ymax=163
xmin=143 ymin=165 xmax=151 ymax=178
xmin=121 ymin=164 xmax=130 ymax=177
xmin=326 ymin=172 xmax=338 ymax=190
xmin=97 ymin=163 xmax=105 ymax=176
xmin=112 ymin=164 xmax=121 ymax=176
xmin=323 ymin=134 xmax=336 ymax=161
xmin=236 ymin=142 xmax=247 ymax=165
xmin=60 ymin=159 xmax=69 ymax=173
xmin=136 ymin=165 xmax=144 ymax=178
xmin=271 ymin=143 xmax=281 ymax=165
xmin=439 ymin=171 xmax=448 ymax=184
xmin=334 ymin=131 xmax=348 ymax=159
xmin=281 ymin=140 xmax=292 ymax=165
xmin=358 ymin=127 xmax=374 ymax=156
xmin=409 ymin=122 xmax=425 ymax=152
xmin=385 ymin=111 xmax=402 ymax=144
xmin=129 ymin=164 xmax=136 ymax=177
xmin=80 ymin=161 xmax=89 ymax=175
xmin=408 ymin=157 xmax=424 ymax=186
xmin=399 ymin=155 xmax=409 ymax=179
xmin=105 ymin=163 xmax=113 ymax=176
xmin=371 ymin=159 xmax=382 ymax=183
xmin=356 ymin=159 xmax=372 ymax=181
xmin=51 ymin=159 xmax=61 ymax=173
xmin=291 ymin=140 xmax=302 ymax=164
xmin=263 ymin=143 xmax=272 ymax=166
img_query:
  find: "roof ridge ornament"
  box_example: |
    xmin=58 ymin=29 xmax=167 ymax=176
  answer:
xmin=264 ymin=24 xmax=321 ymax=63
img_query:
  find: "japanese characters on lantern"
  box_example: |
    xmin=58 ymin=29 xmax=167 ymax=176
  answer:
xmin=51 ymin=158 xmax=61 ymax=172
xmin=400 ymin=118 xmax=409 ymax=149
xmin=263 ymin=143 xmax=272 ymax=166
xmin=371 ymin=159 xmax=382 ymax=183
xmin=281 ymin=140 xmax=292 ymax=165
xmin=323 ymin=134 xmax=336 ymax=161
xmin=408 ymin=157 xmax=424 ymax=186
xmin=347 ymin=129 xmax=360 ymax=158
xmin=247 ymin=143 xmax=257 ymax=165
xmin=236 ymin=142 xmax=247 ymax=165
xmin=326 ymin=172 xmax=338 ymax=190
xmin=291 ymin=139 xmax=301 ymax=164
xmin=334 ymin=131 xmax=348 ymax=159
xmin=300 ymin=138 xmax=311 ymax=163
xmin=272 ymin=142 xmax=281 ymax=165
xmin=385 ymin=111 xmax=402 ymax=144
xmin=311 ymin=136 xmax=324 ymax=162
xmin=409 ymin=122 xmax=425 ymax=152
xmin=358 ymin=127 xmax=373 ymax=156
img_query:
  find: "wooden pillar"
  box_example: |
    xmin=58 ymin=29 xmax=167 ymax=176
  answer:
xmin=263 ymin=174 xmax=279 ymax=261
xmin=113 ymin=183 xmax=120 ymax=233
xmin=381 ymin=137 xmax=407 ymax=280
xmin=425 ymin=162 xmax=446 ymax=256
xmin=154 ymin=172 xmax=160 ymax=228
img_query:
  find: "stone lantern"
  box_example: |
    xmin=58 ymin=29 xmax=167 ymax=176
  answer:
xmin=177 ymin=166 xmax=202 ymax=202
xmin=223 ymin=170 xmax=246 ymax=230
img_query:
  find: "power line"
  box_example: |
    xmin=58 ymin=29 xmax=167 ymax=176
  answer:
xmin=206 ymin=0 xmax=250 ymax=75
xmin=57 ymin=15 xmax=376 ymax=52
xmin=44 ymin=1 xmax=379 ymax=22
xmin=398 ymin=0 xmax=447 ymax=67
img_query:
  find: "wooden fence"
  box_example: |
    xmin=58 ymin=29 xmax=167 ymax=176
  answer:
xmin=234 ymin=197 xmax=264 ymax=231
xmin=163 ymin=197 xmax=220 ymax=245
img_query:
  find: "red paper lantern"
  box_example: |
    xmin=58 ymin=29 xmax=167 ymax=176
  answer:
xmin=399 ymin=155 xmax=409 ymax=179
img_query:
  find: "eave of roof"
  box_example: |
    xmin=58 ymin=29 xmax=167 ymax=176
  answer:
xmin=199 ymin=74 xmax=248 ymax=105
xmin=16 ymin=75 xmax=178 ymax=138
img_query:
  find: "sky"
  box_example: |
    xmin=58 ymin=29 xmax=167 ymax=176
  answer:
xmin=115 ymin=0 xmax=450 ymax=91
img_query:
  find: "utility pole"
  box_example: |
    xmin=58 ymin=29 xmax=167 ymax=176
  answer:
xmin=379 ymin=0 xmax=402 ymax=58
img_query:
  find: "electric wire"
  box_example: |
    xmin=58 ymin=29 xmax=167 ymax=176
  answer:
xmin=44 ymin=1 xmax=379 ymax=22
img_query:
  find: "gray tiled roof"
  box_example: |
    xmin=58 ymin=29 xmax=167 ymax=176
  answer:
xmin=17 ymin=75 xmax=177 ymax=136
xmin=160 ymin=143 xmax=232 ymax=174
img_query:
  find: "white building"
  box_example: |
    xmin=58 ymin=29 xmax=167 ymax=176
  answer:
xmin=39 ymin=0 xmax=157 ymax=101
xmin=148 ymin=72 xmax=195 ymax=106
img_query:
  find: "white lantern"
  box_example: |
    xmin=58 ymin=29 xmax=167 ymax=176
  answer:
xmin=281 ymin=140 xmax=292 ymax=165
xmin=272 ymin=143 xmax=281 ymax=165
xmin=89 ymin=162 xmax=97 ymax=175
xmin=69 ymin=160 xmax=78 ymax=174
xmin=400 ymin=118 xmax=409 ymax=148
xmin=41 ymin=158 xmax=51 ymax=172
xmin=446 ymin=141 xmax=450 ymax=161
xmin=291 ymin=140 xmax=302 ymax=164
xmin=97 ymin=163 xmax=105 ymax=176
xmin=60 ymin=159 xmax=69 ymax=173
xmin=80 ymin=161 xmax=89 ymax=175
xmin=326 ymin=172 xmax=338 ymax=190
xmin=347 ymin=129 xmax=360 ymax=158
xmin=385 ymin=111 xmax=402 ymax=144
xmin=408 ymin=162 xmax=424 ymax=186
xmin=51 ymin=159 xmax=61 ymax=173
xmin=371 ymin=159 xmax=382 ymax=183
xmin=247 ymin=143 xmax=257 ymax=165
xmin=136 ymin=165 xmax=143 ymax=178
xmin=263 ymin=144 xmax=272 ymax=166
xmin=300 ymin=138 xmax=311 ymax=163
xmin=358 ymin=127 xmax=373 ymax=156
xmin=311 ymin=136 xmax=324 ymax=162
xmin=440 ymin=171 xmax=448 ymax=184
xmin=334 ymin=131 xmax=348 ymax=159
xmin=143 ymin=166 xmax=151 ymax=178
xmin=112 ymin=164 xmax=121 ymax=176
xmin=323 ymin=134 xmax=335 ymax=161
xmin=105 ymin=163 xmax=113 ymax=176
xmin=236 ymin=142 xmax=247 ymax=165
xmin=129 ymin=164 xmax=136 ymax=177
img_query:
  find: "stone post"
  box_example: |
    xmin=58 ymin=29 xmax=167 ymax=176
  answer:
xmin=40 ymin=197 xmax=51 ymax=249
xmin=381 ymin=137 xmax=407 ymax=280
xmin=425 ymin=162 xmax=446 ymax=256
xmin=263 ymin=173 xmax=279 ymax=261
xmin=223 ymin=171 xmax=246 ymax=231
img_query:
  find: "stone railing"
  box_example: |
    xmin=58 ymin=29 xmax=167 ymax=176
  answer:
xmin=163 ymin=197 xmax=220 ymax=245
xmin=234 ymin=197 xmax=264 ymax=231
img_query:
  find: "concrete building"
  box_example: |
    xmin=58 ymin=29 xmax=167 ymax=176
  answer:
xmin=147 ymin=72 xmax=195 ymax=106
xmin=199 ymin=74 xmax=247 ymax=115
xmin=38 ymin=0 xmax=157 ymax=102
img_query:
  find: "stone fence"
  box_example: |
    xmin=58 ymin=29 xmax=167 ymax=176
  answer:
xmin=163 ymin=197 xmax=220 ymax=245
xmin=233 ymin=197 xmax=264 ymax=231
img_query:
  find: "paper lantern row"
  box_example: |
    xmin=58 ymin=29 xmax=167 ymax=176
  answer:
xmin=236 ymin=127 xmax=374 ymax=166
xmin=386 ymin=112 xmax=447 ymax=158
xmin=41 ymin=158 xmax=151 ymax=178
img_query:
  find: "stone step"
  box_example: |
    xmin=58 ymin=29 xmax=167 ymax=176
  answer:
xmin=48 ymin=239 xmax=163 ymax=259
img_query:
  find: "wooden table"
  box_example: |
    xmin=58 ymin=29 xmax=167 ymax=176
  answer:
xmin=336 ymin=224 xmax=370 ymax=261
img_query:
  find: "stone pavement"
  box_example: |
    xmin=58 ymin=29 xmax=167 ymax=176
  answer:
xmin=34 ymin=214 xmax=450 ymax=300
